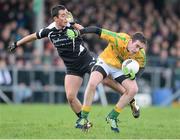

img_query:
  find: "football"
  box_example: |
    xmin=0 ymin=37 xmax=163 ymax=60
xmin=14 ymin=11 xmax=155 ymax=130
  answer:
xmin=122 ymin=59 xmax=139 ymax=74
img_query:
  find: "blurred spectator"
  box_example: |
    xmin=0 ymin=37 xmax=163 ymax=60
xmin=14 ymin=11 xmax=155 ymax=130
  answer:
xmin=0 ymin=57 xmax=11 ymax=85
xmin=152 ymin=74 xmax=173 ymax=106
xmin=14 ymin=83 xmax=32 ymax=103
xmin=158 ymin=49 xmax=169 ymax=67
xmin=42 ymin=49 xmax=52 ymax=65
xmin=174 ymin=59 xmax=180 ymax=92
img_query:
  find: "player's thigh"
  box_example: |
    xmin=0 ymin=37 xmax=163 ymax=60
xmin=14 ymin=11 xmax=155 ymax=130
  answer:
xmin=65 ymin=74 xmax=83 ymax=96
xmin=88 ymin=71 xmax=104 ymax=88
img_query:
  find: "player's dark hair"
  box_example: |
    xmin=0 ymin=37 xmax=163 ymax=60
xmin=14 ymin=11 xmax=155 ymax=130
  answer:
xmin=51 ymin=5 xmax=66 ymax=17
xmin=132 ymin=32 xmax=147 ymax=46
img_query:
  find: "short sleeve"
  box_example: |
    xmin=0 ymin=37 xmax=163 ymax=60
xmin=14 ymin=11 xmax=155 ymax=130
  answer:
xmin=36 ymin=28 xmax=51 ymax=39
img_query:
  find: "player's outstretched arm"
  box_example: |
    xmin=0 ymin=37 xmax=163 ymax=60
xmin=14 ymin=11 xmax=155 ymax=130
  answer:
xmin=66 ymin=26 xmax=102 ymax=39
xmin=8 ymin=33 xmax=37 ymax=52
xmin=67 ymin=26 xmax=117 ymax=44
xmin=81 ymin=27 xmax=118 ymax=44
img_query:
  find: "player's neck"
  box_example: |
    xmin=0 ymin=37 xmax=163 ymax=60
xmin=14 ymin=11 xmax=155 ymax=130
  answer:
xmin=55 ymin=23 xmax=64 ymax=30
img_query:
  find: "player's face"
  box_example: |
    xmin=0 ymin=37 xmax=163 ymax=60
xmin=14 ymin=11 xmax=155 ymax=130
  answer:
xmin=54 ymin=9 xmax=68 ymax=28
xmin=128 ymin=40 xmax=145 ymax=54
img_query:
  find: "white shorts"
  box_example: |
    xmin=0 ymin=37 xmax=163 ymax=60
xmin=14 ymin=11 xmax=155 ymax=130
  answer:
xmin=94 ymin=58 xmax=124 ymax=79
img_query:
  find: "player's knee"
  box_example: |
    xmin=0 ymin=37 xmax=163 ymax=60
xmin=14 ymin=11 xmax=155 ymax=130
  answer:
xmin=66 ymin=93 xmax=76 ymax=103
xmin=128 ymin=86 xmax=138 ymax=96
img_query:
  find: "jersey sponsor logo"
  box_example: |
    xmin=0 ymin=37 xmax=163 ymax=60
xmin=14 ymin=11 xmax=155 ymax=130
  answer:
xmin=52 ymin=38 xmax=61 ymax=44
xmin=51 ymin=37 xmax=72 ymax=47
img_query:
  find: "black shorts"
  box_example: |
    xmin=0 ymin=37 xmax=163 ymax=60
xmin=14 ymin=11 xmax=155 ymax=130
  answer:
xmin=66 ymin=51 xmax=96 ymax=77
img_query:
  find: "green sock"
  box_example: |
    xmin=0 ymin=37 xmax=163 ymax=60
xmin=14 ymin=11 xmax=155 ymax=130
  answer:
xmin=81 ymin=110 xmax=89 ymax=119
xmin=108 ymin=109 xmax=120 ymax=119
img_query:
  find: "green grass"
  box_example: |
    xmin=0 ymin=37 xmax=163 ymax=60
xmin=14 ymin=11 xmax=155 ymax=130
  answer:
xmin=0 ymin=104 xmax=180 ymax=139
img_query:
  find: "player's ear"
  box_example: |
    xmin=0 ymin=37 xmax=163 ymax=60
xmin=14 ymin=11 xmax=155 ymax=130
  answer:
xmin=53 ymin=16 xmax=58 ymax=21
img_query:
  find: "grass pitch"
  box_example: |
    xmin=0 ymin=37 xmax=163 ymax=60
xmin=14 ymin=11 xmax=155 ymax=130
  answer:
xmin=0 ymin=104 xmax=180 ymax=139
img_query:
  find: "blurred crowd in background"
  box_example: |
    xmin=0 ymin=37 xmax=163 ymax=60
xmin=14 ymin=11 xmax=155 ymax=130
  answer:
xmin=0 ymin=0 xmax=179 ymax=103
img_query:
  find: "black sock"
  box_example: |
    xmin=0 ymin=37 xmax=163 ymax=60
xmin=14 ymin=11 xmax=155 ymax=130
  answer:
xmin=76 ymin=111 xmax=82 ymax=118
xmin=130 ymin=98 xmax=135 ymax=104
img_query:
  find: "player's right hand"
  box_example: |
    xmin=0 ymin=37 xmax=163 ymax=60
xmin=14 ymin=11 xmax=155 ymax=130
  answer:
xmin=66 ymin=29 xmax=79 ymax=39
xmin=8 ymin=42 xmax=17 ymax=52
xmin=122 ymin=67 xmax=135 ymax=80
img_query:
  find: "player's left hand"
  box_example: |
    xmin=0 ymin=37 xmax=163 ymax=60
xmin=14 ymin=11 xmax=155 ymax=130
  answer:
xmin=8 ymin=42 xmax=17 ymax=52
xmin=67 ymin=11 xmax=74 ymax=23
xmin=122 ymin=67 xmax=135 ymax=80
xmin=129 ymin=70 xmax=135 ymax=80
xmin=67 ymin=29 xmax=79 ymax=39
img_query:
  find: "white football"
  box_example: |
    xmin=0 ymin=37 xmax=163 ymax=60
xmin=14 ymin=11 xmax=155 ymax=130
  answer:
xmin=122 ymin=59 xmax=139 ymax=74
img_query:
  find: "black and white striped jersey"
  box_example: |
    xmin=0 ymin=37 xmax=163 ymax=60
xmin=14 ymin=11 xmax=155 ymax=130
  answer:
xmin=36 ymin=22 xmax=89 ymax=68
